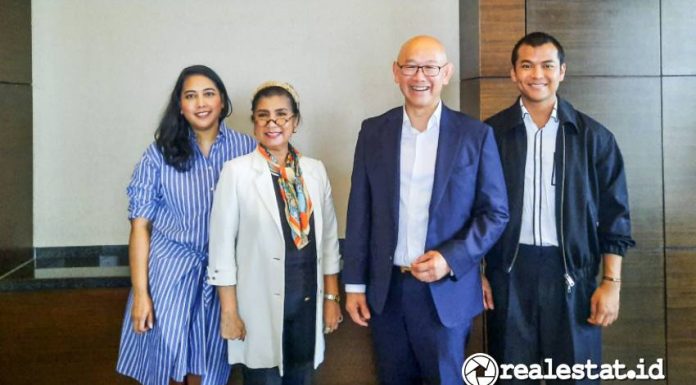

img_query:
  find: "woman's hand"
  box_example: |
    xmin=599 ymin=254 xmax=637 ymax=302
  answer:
xmin=131 ymin=291 xmax=154 ymax=333
xmin=220 ymin=311 xmax=246 ymax=341
xmin=323 ymin=298 xmax=343 ymax=334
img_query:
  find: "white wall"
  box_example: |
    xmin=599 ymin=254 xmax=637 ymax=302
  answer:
xmin=32 ymin=0 xmax=460 ymax=246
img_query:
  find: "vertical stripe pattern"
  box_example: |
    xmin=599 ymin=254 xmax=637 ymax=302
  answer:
xmin=117 ymin=123 xmax=255 ymax=385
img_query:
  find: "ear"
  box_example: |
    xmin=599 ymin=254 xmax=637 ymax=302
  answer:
xmin=441 ymin=62 xmax=454 ymax=85
xmin=559 ymin=63 xmax=567 ymax=82
xmin=392 ymin=61 xmax=400 ymax=84
xmin=510 ymin=67 xmax=517 ymax=83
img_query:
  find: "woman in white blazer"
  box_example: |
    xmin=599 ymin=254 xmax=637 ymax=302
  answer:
xmin=207 ymin=81 xmax=342 ymax=385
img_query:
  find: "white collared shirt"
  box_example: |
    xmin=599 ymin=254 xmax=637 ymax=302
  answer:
xmin=345 ymin=102 xmax=442 ymax=293
xmin=393 ymin=102 xmax=441 ymax=266
xmin=519 ymin=99 xmax=559 ymax=246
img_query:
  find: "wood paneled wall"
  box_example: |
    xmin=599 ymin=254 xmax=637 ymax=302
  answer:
xmin=0 ymin=288 xmax=378 ymax=385
xmin=461 ymin=1 xmax=696 ymax=383
xmin=0 ymin=0 xmax=32 ymax=276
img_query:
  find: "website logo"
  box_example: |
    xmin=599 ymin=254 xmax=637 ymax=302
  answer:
xmin=462 ymin=353 xmax=499 ymax=385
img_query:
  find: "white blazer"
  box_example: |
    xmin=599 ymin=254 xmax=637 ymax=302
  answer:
xmin=207 ymin=150 xmax=341 ymax=373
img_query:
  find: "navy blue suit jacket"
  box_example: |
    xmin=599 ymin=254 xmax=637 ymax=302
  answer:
xmin=343 ymin=104 xmax=509 ymax=327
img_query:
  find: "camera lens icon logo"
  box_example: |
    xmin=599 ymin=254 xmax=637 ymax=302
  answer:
xmin=462 ymin=353 xmax=499 ymax=385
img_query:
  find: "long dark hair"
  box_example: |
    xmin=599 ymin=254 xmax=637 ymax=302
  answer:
xmin=155 ymin=65 xmax=233 ymax=171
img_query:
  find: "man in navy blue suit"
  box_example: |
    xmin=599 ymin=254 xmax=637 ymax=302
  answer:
xmin=343 ymin=35 xmax=509 ymax=385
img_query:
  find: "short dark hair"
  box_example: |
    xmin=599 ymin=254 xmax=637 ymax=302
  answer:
xmin=155 ymin=65 xmax=232 ymax=171
xmin=251 ymin=86 xmax=301 ymax=124
xmin=511 ymin=32 xmax=565 ymax=66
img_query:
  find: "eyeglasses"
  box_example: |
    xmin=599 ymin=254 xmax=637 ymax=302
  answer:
xmin=396 ymin=63 xmax=448 ymax=77
xmin=254 ymin=115 xmax=295 ymax=127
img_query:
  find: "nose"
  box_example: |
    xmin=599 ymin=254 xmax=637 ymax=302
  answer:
xmin=195 ymin=94 xmax=205 ymax=107
xmin=413 ymin=67 xmax=428 ymax=80
xmin=531 ymin=65 xmax=543 ymax=78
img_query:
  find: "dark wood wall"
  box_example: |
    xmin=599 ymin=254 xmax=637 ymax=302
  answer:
xmin=0 ymin=0 xmax=33 ymax=277
xmin=460 ymin=0 xmax=696 ymax=383
xmin=0 ymin=287 xmax=378 ymax=385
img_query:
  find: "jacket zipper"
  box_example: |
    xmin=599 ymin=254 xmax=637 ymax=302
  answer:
xmin=559 ymin=126 xmax=575 ymax=293
xmin=507 ymin=123 xmax=575 ymax=295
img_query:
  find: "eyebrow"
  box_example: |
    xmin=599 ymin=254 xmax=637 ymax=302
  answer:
xmin=520 ymin=59 xmax=557 ymax=64
xmin=183 ymin=87 xmax=217 ymax=94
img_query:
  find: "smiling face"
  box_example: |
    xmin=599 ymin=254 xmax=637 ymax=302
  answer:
xmin=253 ymin=94 xmax=297 ymax=158
xmin=393 ymin=36 xmax=453 ymax=113
xmin=511 ymin=42 xmax=566 ymax=108
xmin=179 ymin=74 xmax=224 ymax=133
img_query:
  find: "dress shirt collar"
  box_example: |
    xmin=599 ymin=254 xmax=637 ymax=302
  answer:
xmin=402 ymin=101 xmax=443 ymax=134
xmin=520 ymin=98 xmax=558 ymax=124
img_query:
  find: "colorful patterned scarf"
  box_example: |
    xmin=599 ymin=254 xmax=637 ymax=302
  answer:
xmin=257 ymin=144 xmax=313 ymax=249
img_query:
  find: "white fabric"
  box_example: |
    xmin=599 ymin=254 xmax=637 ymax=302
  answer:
xmin=207 ymin=150 xmax=341 ymax=373
xmin=519 ymin=99 xmax=559 ymax=246
xmin=394 ymin=102 xmax=441 ymax=266
xmin=345 ymin=103 xmax=441 ymax=294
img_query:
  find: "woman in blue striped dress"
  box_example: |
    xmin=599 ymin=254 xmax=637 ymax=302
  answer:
xmin=117 ymin=65 xmax=255 ymax=385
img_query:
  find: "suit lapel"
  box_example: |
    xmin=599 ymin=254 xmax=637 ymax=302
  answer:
xmin=429 ymin=106 xmax=462 ymax=215
xmin=252 ymin=151 xmax=284 ymax=239
xmin=381 ymin=108 xmax=403 ymax=234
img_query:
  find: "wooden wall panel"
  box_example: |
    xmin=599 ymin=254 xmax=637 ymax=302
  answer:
xmin=527 ymin=0 xmax=660 ymax=76
xmin=0 ymin=288 xmax=133 ymax=385
xmin=662 ymin=0 xmax=696 ymax=75
xmin=460 ymin=0 xmax=481 ymax=80
xmin=461 ymin=78 xmax=519 ymax=121
xmin=663 ymin=76 xmax=696 ymax=384
xmin=460 ymin=0 xmax=525 ymax=79
xmin=558 ymin=77 xmax=665 ymax=383
xmin=0 ymin=83 xmax=33 ymax=276
xmin=480 ymin=0 xmax=525 ymax=77
xmin=0 ymin=287 xmax=380 ymax=385
xmin=0 ymin=0 xmax=31 ymax=83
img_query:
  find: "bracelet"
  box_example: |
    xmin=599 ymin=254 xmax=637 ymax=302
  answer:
xmin=602 ymin=276 xmax=622 ymax=283
xmin=324 ymin=293 xmax=341 ymax=303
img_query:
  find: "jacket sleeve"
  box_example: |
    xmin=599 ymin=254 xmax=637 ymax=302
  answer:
xmin=207 ymin=161 xmax=240 ymax=286
xmin=436 ymin=126 xmax=510 ymax=277
xmin=342 ymin=123 xmax=371 ymax=285
xmin=595 ymin=132 xmax=635 ymax=256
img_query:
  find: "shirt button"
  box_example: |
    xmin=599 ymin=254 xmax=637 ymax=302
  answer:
xmin=304 ymin=296 xmax=311 ymax=302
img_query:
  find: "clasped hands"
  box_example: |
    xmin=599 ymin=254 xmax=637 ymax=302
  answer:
xmin=346 ymin=250 xmax=451 ymax=327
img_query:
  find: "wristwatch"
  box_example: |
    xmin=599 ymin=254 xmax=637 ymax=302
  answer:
xmin=324 ymin=293 xmax=341 ymax=303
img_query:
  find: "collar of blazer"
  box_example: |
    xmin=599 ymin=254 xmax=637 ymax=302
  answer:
xmin=250 ymin=149 xmax=322 ymax=241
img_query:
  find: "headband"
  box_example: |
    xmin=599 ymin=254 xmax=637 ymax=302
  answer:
xmin=253 ymin=80 xmax=300 ymax=107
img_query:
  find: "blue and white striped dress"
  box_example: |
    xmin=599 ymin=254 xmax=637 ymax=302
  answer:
xmin=117 ymin=123 xmax=255 ymax=385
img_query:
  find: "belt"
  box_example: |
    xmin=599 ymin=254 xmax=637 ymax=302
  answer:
xmin=397 ymin=265 xmax=411 ymax=274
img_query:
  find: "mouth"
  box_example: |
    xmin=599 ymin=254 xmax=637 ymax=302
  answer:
xmin=409 ymin=85 xmax=430 ymax=92
xmin=528 ymin=82 xmax=547 ymax=89
xmin=263 ymin=132 xmax=282 ymax=139
xmin=194 ymin=111 xmax=212 ymax=118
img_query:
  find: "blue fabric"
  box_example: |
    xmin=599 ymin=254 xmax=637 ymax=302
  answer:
xmin=484 ymin=97 xmax=635 ymax=273
xmin=343 ymin=104 xmax=509 ymax=326
xmin=117 ymin=123 xmax=255 ymax=385
xmin=486 ymin=245 xmax=601 ymax=385
xmin=371 ymin=268 xmax=471 ymax=385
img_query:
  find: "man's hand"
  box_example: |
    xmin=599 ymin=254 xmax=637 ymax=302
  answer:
xmin=345 ymin=292 xmax=371 ymax=327
xmin=482 ymin=275 xmax=495 ymax=310
xmin=587 ymin=281 xmax=620 ymax=327
xmin=410 ymin=250 xmax=451 ymax=282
